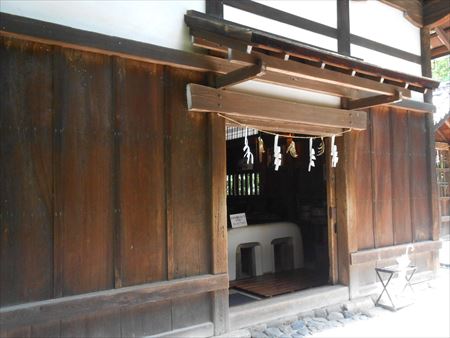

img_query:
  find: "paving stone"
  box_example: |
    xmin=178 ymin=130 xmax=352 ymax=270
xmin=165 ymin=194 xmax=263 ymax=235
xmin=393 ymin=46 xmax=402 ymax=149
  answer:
xmin=325 ymin=303 xmax=343 ymax=314
xmin=282 ymin=316 xmax=299 ymax=325
xmin=314 ymin=308 xmax=328 ymax=318
xmin=295 ymin=327 xmax=310 ymax=336
xmin=252 ymin=324 xmax=267 ymax=331
xmin=301 ymin=317 xmax=313 ymax=323
xmin=280 ymin=325 xmax=295 ymax=334
xmin=264 ymin=327 xmax=284 ymax=337
xmin=327 ymin=311 xmax=344 ymax=321
xmin=252 ymin=331 xmax=268 ymax=338
xmin=312 ymin=317 xmax=328 ymax=323
xmin=343 ymin=310 xmax=355 ymax=319
xmin=291 ymin=320 xmax=306 ymax=330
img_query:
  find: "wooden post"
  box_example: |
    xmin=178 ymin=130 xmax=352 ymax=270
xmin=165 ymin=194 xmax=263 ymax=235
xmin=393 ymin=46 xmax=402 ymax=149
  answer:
xmin=421 ymin=27 xmax=440 ymax=243
xmin=337 ymin=0 xmax=350 ymax=56
xmin=208 ymin=114 xmax=229 ymax=335
xmin=421 ymin=27 xmax=440 ymax=280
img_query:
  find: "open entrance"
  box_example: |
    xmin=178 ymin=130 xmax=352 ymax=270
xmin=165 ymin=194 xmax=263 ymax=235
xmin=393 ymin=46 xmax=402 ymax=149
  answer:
xmin=226 ymin=127 xmax=333 ymax=307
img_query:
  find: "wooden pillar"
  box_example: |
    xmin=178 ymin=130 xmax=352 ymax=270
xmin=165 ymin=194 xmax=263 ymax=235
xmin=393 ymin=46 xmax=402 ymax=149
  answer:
xmin=206 ymin=0 xmax=224 ymax=18
xmin=205 ymin=2 xmax=229 ymax=335
xmin=337 ymin=0 xmax=351 ymax=55
xmin=421 ymin=27 xmax=440 ymax=278
xmin=208 ymin=114 xmax=229 ymax=335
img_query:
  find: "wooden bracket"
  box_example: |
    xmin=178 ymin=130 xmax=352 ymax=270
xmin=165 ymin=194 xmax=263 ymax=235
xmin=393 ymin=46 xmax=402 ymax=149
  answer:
xmin=346 ymin=90 xmax=402 ymax=110
xmin=436 ymin=27 xmax=450 ymax=51
xmin=209 ymin=60 xmax=266 ymax=88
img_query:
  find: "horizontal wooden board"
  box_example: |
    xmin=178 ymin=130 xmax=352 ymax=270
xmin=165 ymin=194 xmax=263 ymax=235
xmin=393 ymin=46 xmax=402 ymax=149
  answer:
xmin=350 ymin=240 xmax=441 ymax=265
xmin=0 ymin=274 xmax=228 ymax=330
xmin=187 ymin=84 xmax=367 ymax=130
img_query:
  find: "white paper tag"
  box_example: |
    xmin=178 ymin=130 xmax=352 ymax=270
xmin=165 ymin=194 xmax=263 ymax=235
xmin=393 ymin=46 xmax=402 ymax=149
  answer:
xmin=230 ymin=213 xmax=248 ymax=228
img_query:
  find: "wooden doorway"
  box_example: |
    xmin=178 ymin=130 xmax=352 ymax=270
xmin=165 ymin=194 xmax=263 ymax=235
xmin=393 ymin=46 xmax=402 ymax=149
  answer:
xmin=224 ymin=127 xmax=339 ymax=301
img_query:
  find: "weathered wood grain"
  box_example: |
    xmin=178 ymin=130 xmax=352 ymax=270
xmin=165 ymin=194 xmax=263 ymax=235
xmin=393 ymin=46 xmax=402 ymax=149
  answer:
xmin=167 ymin=69 xmax=211 ymax=278
xmin=114 ymin=58 xmax=167 ymax=287
xmin=0 ymin=37 xmax=54 ymax=306
xmin=53 ymin=47 xmax=114 ymax=296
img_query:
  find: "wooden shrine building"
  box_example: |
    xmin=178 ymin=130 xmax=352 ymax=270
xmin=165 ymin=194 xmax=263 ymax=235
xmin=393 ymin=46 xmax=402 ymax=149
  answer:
xmin=1 ymin=1 xmax=449 ymax=337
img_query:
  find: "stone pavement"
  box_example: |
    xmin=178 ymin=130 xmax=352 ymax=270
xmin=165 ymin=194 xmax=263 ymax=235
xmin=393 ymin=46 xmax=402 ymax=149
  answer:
xmin=229 ymin=267 xmax=449 ymax=338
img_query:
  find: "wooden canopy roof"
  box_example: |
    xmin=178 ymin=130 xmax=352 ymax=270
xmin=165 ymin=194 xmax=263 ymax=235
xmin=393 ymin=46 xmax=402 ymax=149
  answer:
xmin=185 ymin=10 xmax=440 ymax=94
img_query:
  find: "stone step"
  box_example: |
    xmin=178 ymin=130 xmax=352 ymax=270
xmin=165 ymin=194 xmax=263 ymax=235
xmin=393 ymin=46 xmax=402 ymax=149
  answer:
xmin=229 ymin=285 xmax=349 ymax=330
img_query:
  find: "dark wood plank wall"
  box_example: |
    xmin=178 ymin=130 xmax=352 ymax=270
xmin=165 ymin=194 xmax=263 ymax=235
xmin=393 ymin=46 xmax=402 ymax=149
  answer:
xmin=0 ymin=36 xmax=216 ymax=337
xmin=0 ymin=38 xmax=54 ymax=306
xmin=347 ymin=106 xmax=432 ymax=252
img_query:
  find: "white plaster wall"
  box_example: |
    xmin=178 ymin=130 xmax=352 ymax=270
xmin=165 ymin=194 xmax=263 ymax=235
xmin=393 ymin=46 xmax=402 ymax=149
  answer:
xmin=253 ymin=0 xmax=337 ymax=28
xmin=231 ymin=80 xmax=341 ymax=108
xmin=350 ymin=0 xmax=421 ymax=56
xmin=224 ymin=5 xmax=338 ymax=52
xmin=0 ymin=0 xmax=205 ymax=51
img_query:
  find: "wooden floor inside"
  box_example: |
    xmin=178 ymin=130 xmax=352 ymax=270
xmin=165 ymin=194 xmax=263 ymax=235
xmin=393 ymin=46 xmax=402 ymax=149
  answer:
xmin=229 ymin=268 xmax=329 ymax=298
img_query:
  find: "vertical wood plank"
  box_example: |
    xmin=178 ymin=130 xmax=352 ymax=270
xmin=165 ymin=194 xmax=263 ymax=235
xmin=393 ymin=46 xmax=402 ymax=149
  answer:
xmin=163 ymin=66 xmax=175 ymax=280
xmin=115 ymin=58 xmax=167 ymax=287
xmin=353 ymin=115 xmax=374 ymax=250
xmin=54 ymin=47 xmax=114 ymax=296
xmin=421 ymin=27 xmax=440 ymax=241
xmin=326 ymin=138 xmax=339 ymax=284
xmin=166 ymin=68 xmax=211 ymax=278
xmin=409 ymin=112 xmax=432 ymax=241
xmin=0 ymin=37 xmax=54 ymax=306
xmin=371 ymin=107 xmax=394 ymax=248
xmin=390 ymin=110 xmax=412 ymax=244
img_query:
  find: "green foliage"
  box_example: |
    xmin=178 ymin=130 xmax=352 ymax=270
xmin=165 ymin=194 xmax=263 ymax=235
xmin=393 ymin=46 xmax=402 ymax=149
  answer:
xmin=432 ymin=56 xmax=450 ymax=82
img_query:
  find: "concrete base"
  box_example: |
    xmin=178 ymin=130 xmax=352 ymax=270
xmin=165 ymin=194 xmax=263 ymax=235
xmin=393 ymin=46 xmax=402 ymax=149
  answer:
xmin=229 ymin=285 xmax=349 ymax=330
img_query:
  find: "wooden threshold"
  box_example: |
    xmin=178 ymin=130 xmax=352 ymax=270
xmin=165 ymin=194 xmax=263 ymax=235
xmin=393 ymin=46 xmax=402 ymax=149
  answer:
xmin=187 ymin=84 xmax=367 ymax=131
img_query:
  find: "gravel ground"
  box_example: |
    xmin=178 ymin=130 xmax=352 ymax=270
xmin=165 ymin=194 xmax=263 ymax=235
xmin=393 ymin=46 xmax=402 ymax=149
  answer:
xmin=247 ymin=267 xmax=449 ymax=338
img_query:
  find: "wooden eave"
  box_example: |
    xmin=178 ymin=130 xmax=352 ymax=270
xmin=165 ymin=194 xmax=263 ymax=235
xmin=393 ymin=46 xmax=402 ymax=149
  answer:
xmin=185 ymin=10 xmax=440 ymax=92
xmin=0 ymin=12 xmax=436 ymax=116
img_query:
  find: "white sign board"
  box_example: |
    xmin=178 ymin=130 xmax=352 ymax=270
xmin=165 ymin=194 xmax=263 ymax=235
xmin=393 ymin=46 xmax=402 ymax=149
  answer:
xmin=230 ymin=213 xmax=248 ymax=228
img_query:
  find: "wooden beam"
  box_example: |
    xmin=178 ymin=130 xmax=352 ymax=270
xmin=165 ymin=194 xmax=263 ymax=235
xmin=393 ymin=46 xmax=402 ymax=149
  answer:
xmin=385 ymin=98 xmax=436 ymax=113
xmin=350 ymin=240 xmax=442 ymax=265
xmin=0 ymin=273 xmax=228 ymax=329
xmin=210 ymin=61 xmax=266 ymax=88
xmin=229 ymin=50 xmax=412 ymax=98
xmin=432 ymin=44 xmax=450 ymax=59
xmin=435 ymin=26 xmax=450 ymax=50
xmin=346 ymin=90 xmax=402 ymax=110
xmin=226 ymin=118 xmax=346 ymax=137
xmin=187 ymin=84 xmax=367 ymax=130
